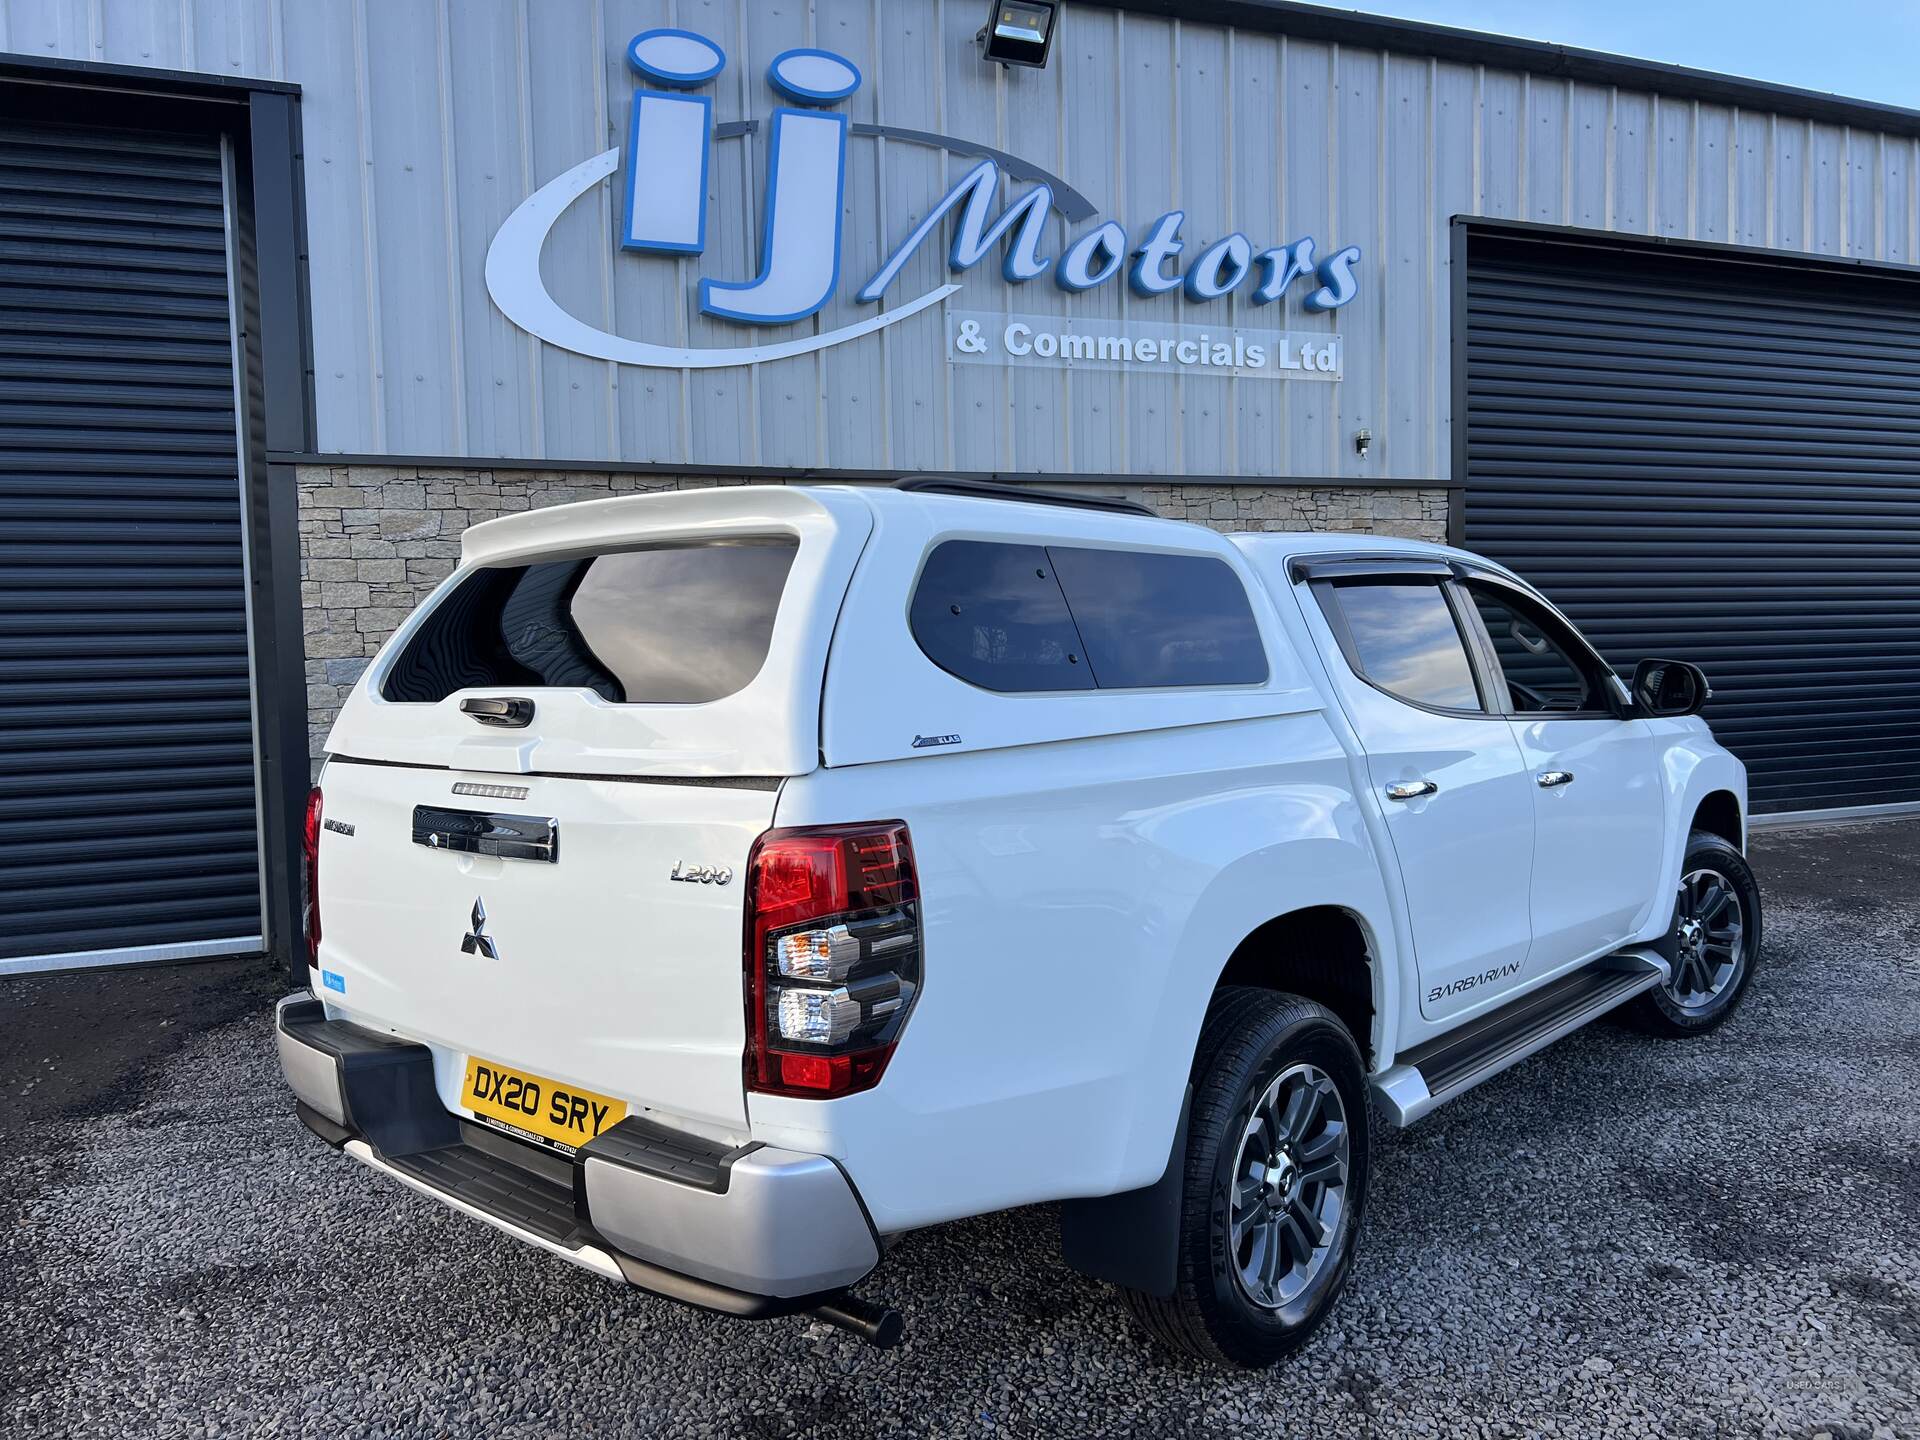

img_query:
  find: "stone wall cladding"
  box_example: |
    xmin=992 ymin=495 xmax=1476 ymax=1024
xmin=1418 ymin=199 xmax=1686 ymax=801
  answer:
xmin=297 ymin=464 xmax=1449 ymax=759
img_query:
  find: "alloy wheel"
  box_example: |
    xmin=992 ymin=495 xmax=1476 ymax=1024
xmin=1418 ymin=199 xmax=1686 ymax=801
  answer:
xmin=1227 ymin=1062 xmax=1351 ymax=1322
xmin=1667 ymin=866 xmax=1747 ymax=1011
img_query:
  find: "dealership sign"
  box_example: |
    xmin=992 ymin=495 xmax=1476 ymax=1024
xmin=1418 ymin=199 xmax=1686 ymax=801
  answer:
xmin=485 ymin=28 xmax=1361 ymax=371
xmin=949 ymin=311 xmax=1342 ymax=381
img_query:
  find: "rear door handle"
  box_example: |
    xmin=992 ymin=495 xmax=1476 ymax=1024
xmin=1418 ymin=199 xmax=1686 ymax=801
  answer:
xmin=461 ymin=696 xmax=535 ymax=728
xmin=412 ymin=806 xmax=559 ymax=863
xmin=1385 ymin=780 xmax=1439 ymax=801
xmin=1537 ymin=770 xmax=1575 ymax=788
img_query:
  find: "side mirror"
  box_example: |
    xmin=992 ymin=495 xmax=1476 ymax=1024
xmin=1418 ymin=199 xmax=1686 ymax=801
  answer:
xmin=1631 ymin=658 xmax=1710 ymax=717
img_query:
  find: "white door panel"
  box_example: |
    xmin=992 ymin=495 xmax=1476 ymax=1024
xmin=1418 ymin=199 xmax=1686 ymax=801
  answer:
xmin=1511 ymin=717 xmax=1667 ymax=968
xmin=1308 ymin=663 xmax=1534 ymax=1021
xmin=1457 ymin=576 xmax=1669 ymax=975
xmin=1294 ymin=574 xmax=1542 ymax=1022
xmin=1358 ymin=700 xmax=1536 ymax=1020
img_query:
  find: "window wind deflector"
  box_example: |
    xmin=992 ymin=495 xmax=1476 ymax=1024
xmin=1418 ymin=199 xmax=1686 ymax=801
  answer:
xmin=1449 ymin=563 xmax=1530 ymax=593
xmin=1288 ymin=556 xmax=1454 ymax=584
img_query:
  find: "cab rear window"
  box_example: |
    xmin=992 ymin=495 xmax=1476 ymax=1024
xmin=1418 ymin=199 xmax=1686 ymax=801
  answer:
xmin=381 ymin=538 xmax=797 ymax=705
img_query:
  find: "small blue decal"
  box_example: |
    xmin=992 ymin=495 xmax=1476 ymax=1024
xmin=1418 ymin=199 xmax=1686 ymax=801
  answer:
xmin=321 ymin=970 xmax=346 ymax=994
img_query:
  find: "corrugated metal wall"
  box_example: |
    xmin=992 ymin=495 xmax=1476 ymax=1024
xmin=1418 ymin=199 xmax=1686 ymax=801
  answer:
xmin=6 ymin=0 xmax=1920 ymax=480
xmin=1462 ymin=228 xmax=1920 ymax=816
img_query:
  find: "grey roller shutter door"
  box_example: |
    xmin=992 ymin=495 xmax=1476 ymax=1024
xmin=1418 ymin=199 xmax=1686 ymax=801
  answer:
xmin=0 ymin=118 xmax=261 ymax=966
xmin=1463 ymin=228 xmax=1920 ymax=817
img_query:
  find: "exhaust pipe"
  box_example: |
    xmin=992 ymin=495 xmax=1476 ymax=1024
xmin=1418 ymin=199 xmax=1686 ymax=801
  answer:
xmin=809 ymin=1293 xmax=905 ymax=1348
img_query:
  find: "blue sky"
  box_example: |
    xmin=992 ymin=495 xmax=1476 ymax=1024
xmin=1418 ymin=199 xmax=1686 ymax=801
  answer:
xmin=1300 ymin=2 xmax=1920 ymax=109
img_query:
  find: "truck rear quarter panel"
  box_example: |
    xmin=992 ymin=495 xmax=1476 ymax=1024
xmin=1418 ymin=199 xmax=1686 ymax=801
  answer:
xmin=753 ymin=709 xmax=1396 ymax=1235
xmin=727 ymin=492 xmax=1403 ymax=1233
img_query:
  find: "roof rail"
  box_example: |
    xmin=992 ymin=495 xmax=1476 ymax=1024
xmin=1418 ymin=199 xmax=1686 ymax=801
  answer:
xmin=891 ymin=476 xmax=1157 ymax=518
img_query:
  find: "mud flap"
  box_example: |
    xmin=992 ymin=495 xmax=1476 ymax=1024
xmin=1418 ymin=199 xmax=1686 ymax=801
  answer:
xmin=1058 ymin=1084 xmax=1191 ymax=1297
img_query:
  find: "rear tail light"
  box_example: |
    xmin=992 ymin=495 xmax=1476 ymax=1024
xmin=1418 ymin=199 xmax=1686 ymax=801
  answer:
xmin=745 ymin=822 xmax=920 ymax=1098
xmin=302 ymin=786 xmax=323 ymax=970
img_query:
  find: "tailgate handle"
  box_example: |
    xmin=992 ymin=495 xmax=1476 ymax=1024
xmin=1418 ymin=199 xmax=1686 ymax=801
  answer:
xmin=412 ymin=806 xmax=559 ymax=863
xmin=460 ymin=696 xmax=535 ymax=728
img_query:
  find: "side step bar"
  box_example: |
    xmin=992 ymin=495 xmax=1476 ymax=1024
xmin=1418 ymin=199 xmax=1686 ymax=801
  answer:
xmin=1371 ymin=949 xmax=1669 ymax=1127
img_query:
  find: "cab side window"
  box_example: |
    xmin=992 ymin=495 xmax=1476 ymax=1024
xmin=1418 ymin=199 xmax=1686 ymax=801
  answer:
xmin=1465 ymin=583 xmax=1601 ymax=714
xmin=1326 ymin=581 xmax=1484 ymax=713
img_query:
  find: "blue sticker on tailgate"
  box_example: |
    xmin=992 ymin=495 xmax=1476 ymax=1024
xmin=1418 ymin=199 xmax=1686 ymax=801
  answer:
xmin=320 ymin=970 xmax=346 ymax=994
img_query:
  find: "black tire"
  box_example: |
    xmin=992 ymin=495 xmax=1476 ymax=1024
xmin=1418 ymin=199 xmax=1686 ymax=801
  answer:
xmin=1623 ymin=829 xmax=1762 ymax=1037
xmin=1123 ymin=988 xmax=1370 ymax=1367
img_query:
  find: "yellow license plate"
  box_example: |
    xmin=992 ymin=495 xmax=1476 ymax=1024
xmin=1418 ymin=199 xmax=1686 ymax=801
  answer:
xmin=460 ymin=1057 xmax=627 ymax=1154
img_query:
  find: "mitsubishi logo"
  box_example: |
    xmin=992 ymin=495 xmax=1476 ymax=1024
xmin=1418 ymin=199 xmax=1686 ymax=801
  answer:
xmin=461 ymin=897 xmax=499 ymax=960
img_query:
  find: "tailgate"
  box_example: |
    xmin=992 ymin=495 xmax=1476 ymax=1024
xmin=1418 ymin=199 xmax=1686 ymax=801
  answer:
xmin=310 ymin=486 xmax=876 ymax=1134
xmin=315 ymin=759 xmax=771 ymax=1132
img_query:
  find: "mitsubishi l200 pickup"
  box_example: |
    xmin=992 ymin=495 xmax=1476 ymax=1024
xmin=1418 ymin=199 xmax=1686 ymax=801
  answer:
xmin=277 ymin=478 xmax=1755 ymax=1366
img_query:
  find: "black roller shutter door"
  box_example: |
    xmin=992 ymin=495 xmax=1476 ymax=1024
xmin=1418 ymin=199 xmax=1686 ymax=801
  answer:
xmin=1463 ymin=228 xmax=1920 ymax=816
xmin=0 ymin=118 xmax=261 ymax=965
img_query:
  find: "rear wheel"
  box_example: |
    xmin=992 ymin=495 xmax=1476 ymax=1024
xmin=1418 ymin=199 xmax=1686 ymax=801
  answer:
xmin=1123 ymin=988 xmax=1369 ymax=1367
xmin=1624 ymin=829 xmax=1761 ymax=1036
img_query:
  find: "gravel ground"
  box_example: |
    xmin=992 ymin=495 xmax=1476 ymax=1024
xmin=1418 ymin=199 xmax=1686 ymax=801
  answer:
xmin=2 ymin=821 xmax=1916 ymax=1438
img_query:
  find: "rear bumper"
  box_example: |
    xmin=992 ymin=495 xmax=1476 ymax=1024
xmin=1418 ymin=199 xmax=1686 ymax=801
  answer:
xmin=274 ymin=993 xmax=880 ymax=1313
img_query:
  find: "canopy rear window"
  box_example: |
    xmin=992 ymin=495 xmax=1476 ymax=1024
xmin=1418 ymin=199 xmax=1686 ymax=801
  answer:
xmin=382 ymin=538 xmax=798 ymax=705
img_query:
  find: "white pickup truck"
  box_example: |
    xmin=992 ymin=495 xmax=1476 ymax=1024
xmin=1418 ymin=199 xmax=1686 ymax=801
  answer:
xmin=277 ymin=479 xmax=1758 ymax=1366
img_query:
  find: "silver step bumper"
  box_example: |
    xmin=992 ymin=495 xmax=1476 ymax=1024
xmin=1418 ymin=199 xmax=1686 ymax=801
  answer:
xmin=274 ymin=993 xmax=880 ymax=1309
